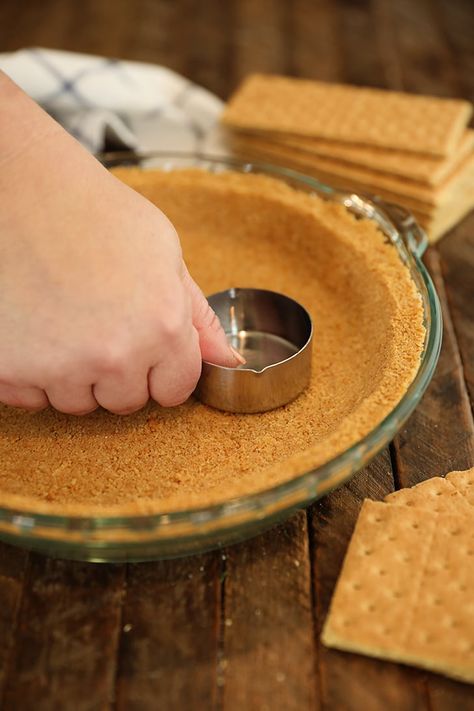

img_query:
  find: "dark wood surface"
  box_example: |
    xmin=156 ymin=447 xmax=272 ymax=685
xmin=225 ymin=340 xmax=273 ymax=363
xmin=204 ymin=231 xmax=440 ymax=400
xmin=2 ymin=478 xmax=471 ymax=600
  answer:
xmin=0 ymin=1 xmax=473 ymax=709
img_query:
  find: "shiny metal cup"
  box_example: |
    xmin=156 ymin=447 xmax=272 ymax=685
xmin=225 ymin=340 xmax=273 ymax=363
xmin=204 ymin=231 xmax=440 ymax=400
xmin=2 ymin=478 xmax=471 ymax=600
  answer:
xmin=194 ymin=288 xmax=313 ymax=413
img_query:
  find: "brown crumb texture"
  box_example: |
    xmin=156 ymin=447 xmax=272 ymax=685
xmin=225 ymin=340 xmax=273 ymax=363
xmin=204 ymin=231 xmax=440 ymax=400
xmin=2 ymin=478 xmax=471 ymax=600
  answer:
xmin=221 ymin=74 xmax=473 ymax=156
xmin=321 ymin=500 xmax=474 ymax=683
xmin=385 ymin=476 xmax=474 ymax=513
xmin=446 ymin=468 xmax=474 ymax=506
xmin=0 ymin=168 xmax=425 ymax=516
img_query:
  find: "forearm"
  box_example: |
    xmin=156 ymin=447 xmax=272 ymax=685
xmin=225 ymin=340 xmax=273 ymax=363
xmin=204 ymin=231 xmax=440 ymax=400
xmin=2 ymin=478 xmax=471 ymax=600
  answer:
xmin=0 ymin=70 xmax=111 ymax=242
xmin=0 ymin=71 xmax=63 ymax=178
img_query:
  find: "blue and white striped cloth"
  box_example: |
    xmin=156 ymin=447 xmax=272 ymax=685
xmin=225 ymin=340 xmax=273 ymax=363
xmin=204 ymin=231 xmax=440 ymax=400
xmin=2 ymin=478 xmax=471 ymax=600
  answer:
xmin=0 ymin=47 xmax=227 ymax=155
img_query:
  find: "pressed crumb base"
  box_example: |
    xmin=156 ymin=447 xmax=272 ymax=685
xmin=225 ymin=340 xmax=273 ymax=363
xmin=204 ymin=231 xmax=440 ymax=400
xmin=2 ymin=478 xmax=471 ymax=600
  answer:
xmin=0 ymin=169 xmax=425 ymax=516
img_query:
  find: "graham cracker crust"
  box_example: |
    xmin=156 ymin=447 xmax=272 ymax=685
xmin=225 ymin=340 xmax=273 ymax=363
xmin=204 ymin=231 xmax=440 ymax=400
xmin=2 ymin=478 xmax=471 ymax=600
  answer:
xmin=0 ymin=169 xmax=425 ymax=516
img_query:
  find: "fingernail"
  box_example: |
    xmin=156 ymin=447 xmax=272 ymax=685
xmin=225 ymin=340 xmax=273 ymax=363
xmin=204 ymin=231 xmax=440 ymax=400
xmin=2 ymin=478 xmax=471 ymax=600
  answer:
xmin=230 ymin=345 xmax=246 ymax=366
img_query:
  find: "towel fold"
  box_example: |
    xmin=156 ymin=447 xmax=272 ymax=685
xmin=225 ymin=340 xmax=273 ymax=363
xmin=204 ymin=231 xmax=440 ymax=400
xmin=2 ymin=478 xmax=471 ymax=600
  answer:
xmin=0 ymin=47 xmax=226 ymax=154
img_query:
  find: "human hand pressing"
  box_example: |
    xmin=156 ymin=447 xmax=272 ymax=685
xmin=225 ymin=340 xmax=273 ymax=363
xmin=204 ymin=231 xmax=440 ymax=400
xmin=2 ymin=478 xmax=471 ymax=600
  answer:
xmin=0 ymin=72 xmax=243 ymax=415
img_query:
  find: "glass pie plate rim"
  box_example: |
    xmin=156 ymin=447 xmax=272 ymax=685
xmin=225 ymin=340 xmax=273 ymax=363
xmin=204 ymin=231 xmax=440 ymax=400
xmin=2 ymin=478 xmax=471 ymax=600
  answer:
xmin=0 ymin=152 xmax=442 ymax=561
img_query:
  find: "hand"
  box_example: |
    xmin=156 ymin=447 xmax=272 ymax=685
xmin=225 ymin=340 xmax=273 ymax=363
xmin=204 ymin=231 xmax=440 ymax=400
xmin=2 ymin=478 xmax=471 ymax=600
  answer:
xmin=0 ymin=72 xmax=243 ymax=415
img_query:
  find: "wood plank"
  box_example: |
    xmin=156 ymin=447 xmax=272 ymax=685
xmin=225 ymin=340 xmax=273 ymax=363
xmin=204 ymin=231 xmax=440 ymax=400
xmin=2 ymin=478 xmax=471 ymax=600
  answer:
xmin=392 ymin=249 xmax=474 ymax=484
xmin=115 ymin=553 xmax=221 ymax=711
xmin=290 ymin=0 xmax=342 ymax=82
xmin=310 ymin=450 xmax=427 ymax=711
xmin=1 ymin=555 xmax=125 ymax=711
xmin=306 ymin=3 xmax=426 ymax=708
xmin=114 ymin=1 xmax=189 ymax=75
xmin=434 ymin=0 xmax=474 ymax=100
xmin=0 ymin=544 xmax=28 ymax=701
xmin=193 ymin=8 xmax=354 ymax=701
xmin=391 ymin=249 xmax=474 ymax=710
xmin=232 ymin=0 xmax=294 ymax=89
xmin=0 ymin=0 xmax=187 ymax=78
xmin=334 ymin=0 xmax=387 ymax=89
xmin=312 ymin=1 xmax=473 ymax=707
xmin=0 ymin=0 xmax=106 ymax=57
xmin=220 ymin=511 xmax=317 ymax=711
xmin=437 ymin=189 xmax=474 ymax=408
xmin=175 ymin=0 xmax=236 ymax=99
xmin=380 ymin=0 xmax=463 ymax=97
xmin=376 ymin=1 xmax=474 ymax=706
xmin=372 ymin=0 xmax=404 ymax=90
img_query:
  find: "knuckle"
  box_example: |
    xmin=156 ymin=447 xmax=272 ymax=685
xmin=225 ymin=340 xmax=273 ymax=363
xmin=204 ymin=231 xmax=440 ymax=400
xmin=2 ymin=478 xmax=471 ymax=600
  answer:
xmin=205 ymin=308 xmax=222 ymax=333
xmin=161 ymin=316 xmax=188 ymax=347
xmin=193 ymin=298 xmax=224 ymax=335
xmin=93 ymin=343 xmax=132 ymax=377
xmin=159 ymin=294 xmax=189 ymax=339
xmin=38 ymin=361 xmax=75 ymax=386
xmin=152 ymin=362 xmax=202 ymax=408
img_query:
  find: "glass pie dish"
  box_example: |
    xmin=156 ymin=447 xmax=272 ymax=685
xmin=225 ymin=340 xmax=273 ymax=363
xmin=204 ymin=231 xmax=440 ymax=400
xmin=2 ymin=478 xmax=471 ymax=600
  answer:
xmin=0 ymin=153 xmax=442 ymax=562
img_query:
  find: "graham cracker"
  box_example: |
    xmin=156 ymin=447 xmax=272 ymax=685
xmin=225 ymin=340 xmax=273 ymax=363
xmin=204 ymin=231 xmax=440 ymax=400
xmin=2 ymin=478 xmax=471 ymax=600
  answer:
xmin=230 ymin=133 xmax=474 ymax=239
xmin=415 ymin=167 xmax=474 ymax=241
xmin=222 ymin=74 xmax=472 ymax=157
xmin=321 ymin=500 xmax=474 ymax=683
xmin=229 ymin=132 xmax=474 ymax=207
xmin=419 ymin=197 xmax=474 ymax=243
xmin=385 ymin=476 xmax=474 ymax=513
xmin=447 ymin=468 xmax=474 ymax=507
xmin=0 ymin=168 xmax=425 ymax=516
xmin=229 ymin=128 xmax=474 ymax=186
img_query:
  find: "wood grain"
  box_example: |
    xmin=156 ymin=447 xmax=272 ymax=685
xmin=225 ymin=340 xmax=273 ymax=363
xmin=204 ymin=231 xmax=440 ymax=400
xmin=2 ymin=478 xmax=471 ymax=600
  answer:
xmin=0 ymin=544 xmax=28 ymax=702
xmin=177 ymin=0 xmax=235 ymax=98
xmin=385 ymin=0 xmax=463 ymax=97
xmin=389 ymin=250 xmax=474 ymax=711
xmin=392 ymin=250 xmax=474 ymax=484
xmin=438 ymin=213 xmax=474 ymax=409
xmin=335 ymin=0 xmax=387 ymax=88
xmin=310 ymin=2 xmax=474 ymax=708
xmin=115 ymin=553 xmax=221 ymax=711
xmin=310 ymin=451 xmax=427 ymax=711
xmin=232 ymin=0 xmax=293 ymax=87
xmin=305 ymin=5 xmax=426 ymax=707
xmin=220 ymin=511 xmax=317 ymax=711
xmin=375 ymin=2 xmax=474 ymax=708
xmin=1 ymin=556 xmax=125 ymax=711
xmin=290 ymin=0 xmax=342 ymax=82
xmin=435 ymin=0 xmax=474 ymax=99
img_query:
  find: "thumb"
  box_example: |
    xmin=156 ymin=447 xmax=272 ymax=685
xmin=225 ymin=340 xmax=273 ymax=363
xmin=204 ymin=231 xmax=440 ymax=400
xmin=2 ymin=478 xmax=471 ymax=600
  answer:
xmin=182 ymin=266 xmax=245 ymax=367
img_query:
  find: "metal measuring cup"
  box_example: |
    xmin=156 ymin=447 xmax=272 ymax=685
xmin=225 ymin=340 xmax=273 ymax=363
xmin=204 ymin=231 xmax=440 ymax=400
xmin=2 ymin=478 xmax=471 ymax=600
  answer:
xmin=194 ymin=288 xmax=313 ymax=413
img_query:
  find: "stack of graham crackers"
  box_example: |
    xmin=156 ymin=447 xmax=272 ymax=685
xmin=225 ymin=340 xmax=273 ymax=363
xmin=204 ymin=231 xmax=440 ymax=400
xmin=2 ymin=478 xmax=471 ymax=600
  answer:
xmin=322 ymin=467 xmax=474 ymax=683
xmin=221 ymin=75 xmax=474 ymax=243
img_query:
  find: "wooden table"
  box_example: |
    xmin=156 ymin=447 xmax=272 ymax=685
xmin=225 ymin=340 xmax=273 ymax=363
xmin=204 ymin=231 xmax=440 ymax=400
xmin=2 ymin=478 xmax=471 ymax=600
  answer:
xmin=0 ymin=1 xmax=473 ymax=709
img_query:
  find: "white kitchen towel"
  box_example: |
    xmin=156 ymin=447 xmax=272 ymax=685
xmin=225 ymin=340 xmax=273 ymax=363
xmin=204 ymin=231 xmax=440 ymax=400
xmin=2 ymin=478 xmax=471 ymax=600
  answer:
xmin=0 ymin=47 xmax=227 ymax=155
